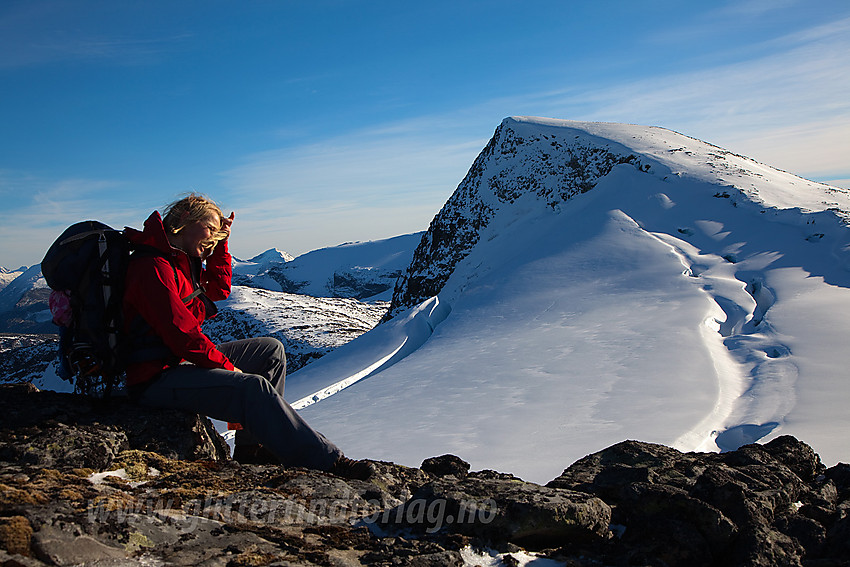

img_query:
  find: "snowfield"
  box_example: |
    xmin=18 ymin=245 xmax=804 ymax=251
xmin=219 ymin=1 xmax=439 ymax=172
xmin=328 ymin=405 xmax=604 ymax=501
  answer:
xmin=285 ymin=117 xmax=850 ymax=483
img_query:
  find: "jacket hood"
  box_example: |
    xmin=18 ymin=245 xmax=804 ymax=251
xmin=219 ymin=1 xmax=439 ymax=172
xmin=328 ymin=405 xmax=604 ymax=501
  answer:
xmin=124 ymin=211 xmax=176 ymax=254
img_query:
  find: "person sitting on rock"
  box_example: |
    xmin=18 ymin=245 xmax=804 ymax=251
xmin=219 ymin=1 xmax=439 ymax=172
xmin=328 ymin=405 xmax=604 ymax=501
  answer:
xmin=122 ymin=193 xmax=373 ymax=480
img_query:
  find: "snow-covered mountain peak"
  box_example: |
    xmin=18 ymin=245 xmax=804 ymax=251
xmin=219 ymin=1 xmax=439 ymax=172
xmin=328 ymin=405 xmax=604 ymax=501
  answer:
xmin=387 ymin=117 xmax=849 ymax=317
xmin=0 ymin=266 xmax=27 ymax=293
xmin=294 ymin=117 xmax=850 ymax=482
xmin=232 ymin=248 xmax=293 ymax=277
xmin=505 ymin=116 xmax=849 ymax=215
xmin=248 ymin=248 xmax=295 ymax=264
xmin=1 ymin=266 xmax=25 ymax=274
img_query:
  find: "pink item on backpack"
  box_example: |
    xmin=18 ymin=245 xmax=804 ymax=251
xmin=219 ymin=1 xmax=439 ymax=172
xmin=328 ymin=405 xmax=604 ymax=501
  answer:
xmin=49 ymin=289 xmax=73 ymax=327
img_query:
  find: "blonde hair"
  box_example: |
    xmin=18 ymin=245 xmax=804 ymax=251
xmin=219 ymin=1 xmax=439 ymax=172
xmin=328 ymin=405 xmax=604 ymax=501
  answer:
xmin=162 ymin=193 xmax=228 ymax=257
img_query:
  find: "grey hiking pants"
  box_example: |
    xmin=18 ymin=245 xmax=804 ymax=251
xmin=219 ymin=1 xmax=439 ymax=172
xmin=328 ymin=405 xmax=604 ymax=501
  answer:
xmin=137 ymin=337 xmax=342 ymax=471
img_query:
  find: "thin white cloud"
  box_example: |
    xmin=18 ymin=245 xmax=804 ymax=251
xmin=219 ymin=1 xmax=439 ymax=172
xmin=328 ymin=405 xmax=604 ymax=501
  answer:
xmin=776 ymin=13 xmax=850 ymax=44
xmin=222 ymin=123 xmax=488 ymax=205
xmin=645 ymin=0 xmax=817 ymax=47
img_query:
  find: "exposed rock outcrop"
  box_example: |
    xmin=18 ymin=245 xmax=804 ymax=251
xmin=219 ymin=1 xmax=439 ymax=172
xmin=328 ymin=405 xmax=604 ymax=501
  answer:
xmin=0 ymin=383 xmax=228 ymax=467
xmin=548 ymin=438 xmax=849 ymax=566
xmin=1 ymin=384 xmax=849 ymax=566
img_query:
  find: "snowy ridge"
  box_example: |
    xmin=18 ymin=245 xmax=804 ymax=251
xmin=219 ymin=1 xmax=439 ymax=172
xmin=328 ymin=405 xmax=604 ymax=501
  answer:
xmin=387 ymin=118 xmax=652 ymax=316
xmin=232 ymin=248 xmax=293 ymax=276
xmin=0 ymin=265 xmax=52 ymax=334
xmin=293 ymin=117 xmax=850 ymax=483
xmin=389 ymin=114 xmax=850 ymax=316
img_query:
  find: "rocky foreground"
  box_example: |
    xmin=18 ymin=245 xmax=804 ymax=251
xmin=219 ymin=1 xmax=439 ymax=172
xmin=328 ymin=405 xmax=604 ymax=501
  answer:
xmin=0 ymin=384 xmax=848 ymax=567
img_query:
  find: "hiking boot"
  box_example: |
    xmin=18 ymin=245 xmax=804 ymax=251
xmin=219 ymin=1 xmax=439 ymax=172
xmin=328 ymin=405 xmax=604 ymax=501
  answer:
xmin=232 ymin=444 xmax=279 ymax=465
xmin=331 ymin=455 xmax=376 ymax=481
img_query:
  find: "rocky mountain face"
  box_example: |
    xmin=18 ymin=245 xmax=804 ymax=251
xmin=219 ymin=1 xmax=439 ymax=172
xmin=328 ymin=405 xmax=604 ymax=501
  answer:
xmin=386 ymin=118 xmax=648 ymax=317
xmin=1 ymin=384 xmax=848 ymax=566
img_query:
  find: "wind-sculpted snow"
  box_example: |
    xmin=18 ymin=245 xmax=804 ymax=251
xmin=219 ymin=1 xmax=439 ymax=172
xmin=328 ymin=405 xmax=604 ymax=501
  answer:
xmin=285 ymin=295 xmax=451 ymax=409
xmin=389 ymin=117 xmax=850 ymax=319
xmin=296 ymin=117 xmax=850 ymax=483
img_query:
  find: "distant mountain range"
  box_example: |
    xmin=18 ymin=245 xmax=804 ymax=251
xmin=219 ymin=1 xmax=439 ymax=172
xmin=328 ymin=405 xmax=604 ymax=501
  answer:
xmin=231 ymin=233 xmax=422 ymax=300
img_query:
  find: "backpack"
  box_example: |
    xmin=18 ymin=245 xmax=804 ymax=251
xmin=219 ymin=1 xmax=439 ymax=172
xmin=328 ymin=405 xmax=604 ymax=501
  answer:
xmin=41 ymin=220 xmax=198 ymax=397
xmin=41 ymin=221 xmax=131 ymax=396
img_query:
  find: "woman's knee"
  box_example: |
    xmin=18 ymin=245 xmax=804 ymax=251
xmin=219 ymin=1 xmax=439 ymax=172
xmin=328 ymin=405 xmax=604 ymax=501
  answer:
xmin=262 ymin=337 xmax=286 ymax=372
xmin=263 ymin=336 xmax=284 ymax=354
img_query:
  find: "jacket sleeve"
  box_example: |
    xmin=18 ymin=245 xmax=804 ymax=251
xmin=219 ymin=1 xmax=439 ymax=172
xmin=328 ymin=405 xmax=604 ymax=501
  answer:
xmin=127 ymin=256 xmax=235 ymax=371
xmin=202 ymin=240 xmax=232 ymax=302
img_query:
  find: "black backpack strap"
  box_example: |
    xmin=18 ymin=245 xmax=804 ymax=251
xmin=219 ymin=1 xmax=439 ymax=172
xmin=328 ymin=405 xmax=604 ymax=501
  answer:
xmin=188 ymin=256 xmax=218 ymax=316
xmin=181 ymin=287 xmax=204 ymax=303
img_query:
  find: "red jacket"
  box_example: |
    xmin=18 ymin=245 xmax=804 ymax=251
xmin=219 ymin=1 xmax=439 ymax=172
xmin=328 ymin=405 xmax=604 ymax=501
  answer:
xmin=122 ymin=211 xmax=234 ymax=387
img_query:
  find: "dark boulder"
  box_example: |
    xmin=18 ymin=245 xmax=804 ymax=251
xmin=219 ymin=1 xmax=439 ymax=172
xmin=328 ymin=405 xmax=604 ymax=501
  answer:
xmin=420 ymin=454 xmax=471 ymax=478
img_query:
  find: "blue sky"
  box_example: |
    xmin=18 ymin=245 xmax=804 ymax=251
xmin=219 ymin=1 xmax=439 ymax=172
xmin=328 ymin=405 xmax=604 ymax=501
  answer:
xmin=1 ymin=0 xmax=848 ymax=269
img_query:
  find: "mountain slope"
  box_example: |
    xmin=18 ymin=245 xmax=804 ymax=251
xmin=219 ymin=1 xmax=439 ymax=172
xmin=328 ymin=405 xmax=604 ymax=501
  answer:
xmin=203 ymin=286 xmax=388 ymax=373
xmin=288 ymin=117 xmax=850 ymax=483
xmin=0 ymin=265 xmax=52 ymax=333
xmin=0 ymin=266 xmax=26 ymax=292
